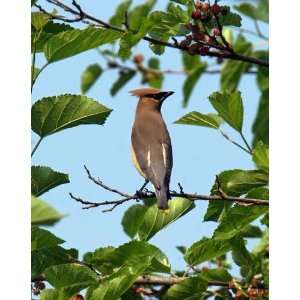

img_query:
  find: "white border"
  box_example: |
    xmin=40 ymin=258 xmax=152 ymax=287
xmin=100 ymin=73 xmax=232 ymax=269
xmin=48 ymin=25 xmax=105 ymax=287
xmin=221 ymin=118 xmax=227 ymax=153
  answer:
xmin=0 ymin=0 xmax=30 ymax=298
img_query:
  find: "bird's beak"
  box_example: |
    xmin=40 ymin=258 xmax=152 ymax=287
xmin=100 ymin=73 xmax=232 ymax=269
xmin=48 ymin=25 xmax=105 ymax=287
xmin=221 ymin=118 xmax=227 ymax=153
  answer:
xmin=162 ymin=91 xmax=174 ymax=101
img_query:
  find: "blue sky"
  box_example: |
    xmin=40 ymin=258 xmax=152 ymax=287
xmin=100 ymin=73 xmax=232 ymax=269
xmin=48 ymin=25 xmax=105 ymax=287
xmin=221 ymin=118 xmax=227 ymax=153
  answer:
xmin=32 ymin=0 xmax=268 ymax=273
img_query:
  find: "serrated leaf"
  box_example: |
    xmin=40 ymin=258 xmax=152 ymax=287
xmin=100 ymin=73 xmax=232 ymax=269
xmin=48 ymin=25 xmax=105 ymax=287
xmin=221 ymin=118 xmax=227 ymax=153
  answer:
xmin=111 ymin=70 xmax=136 ymax=96
xmin=182 ymin=52 xmax=201 ymax=72
xmin=240 ymin=225 xmax=263 ymax=238
xmin=31 ymin=166 xmax=69 ymax=196
xmin=109 ymin=0 xmax=132 ymax=27
xmin=221 ymin=35 xmax=252 ymax=92
xmin=231 ymin=237 xmax=253 ymax=268
xmin=184 ymin=238 xmax=231 ymax=266
xmin=253 ymin=141 xmax=269 ymax=171
xmin=31 ymin=195 xmax=64 ymax=226
xmin=128 ymin=0 xmax=156 ymax=31
xmin=31 ymin=227 xmax=65 ymax=251
xmin=44 ymin=264 xmax=98 ymax=297
xmin=211 ymin=169 xmax=268 ymax=197
xmin=213 ymin=205 xmax=269 ymax=240
xmin=32 ymin=12 xmax=50 ymax=30
xmin=83 ymin=247 xmax=116 ymax=275
xmin=182 ymin=64 xmax=206 ymax=107
xmin=203 ymin=200 xmax=232 ymax=222
xmin=121 ymin=204 xmax=147 ymax=238
xmin=234 ymin=0 xmax=268 ymax=23
xmin=44 ymin=27 xmax=122 ymax=63
xmin=209 ymin=90 xmax=244 ymax=132
xmin=175 ymin=112 xmax=221 ymax=129
xmin=147 ymin=58 xmax=164 ymax=89
xmin=87 ymin=262 xmax=151 ymax=300
xmin=199 ymin=268 xmax=232 ymax=282
xmin=84 ymin=241 xmax=170 ymax=274
xmin=32 ymin=22 xmax=74 ymax=53
xmin=32 ymin=94 xmax=112 ymax=138
xmin=32 ymin=246 xmax=78 ymax=278
xmin=40 ymin=289 xmax=66 ymax=300
xmin=252 ymin=89 xmax=269 ymax=147
xmin=122 ymin=198 xmax=194 ymax=241
xmin=164 ymin=276 xmax=208 ymax=300
xmin=81 ymin=64 xmax=103 ymax=94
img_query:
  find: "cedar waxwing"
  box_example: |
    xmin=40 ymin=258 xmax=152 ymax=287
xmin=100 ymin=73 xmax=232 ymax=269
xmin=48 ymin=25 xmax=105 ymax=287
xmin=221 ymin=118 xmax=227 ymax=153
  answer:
xmin=130 ymin=87 xmax=174 ymax=210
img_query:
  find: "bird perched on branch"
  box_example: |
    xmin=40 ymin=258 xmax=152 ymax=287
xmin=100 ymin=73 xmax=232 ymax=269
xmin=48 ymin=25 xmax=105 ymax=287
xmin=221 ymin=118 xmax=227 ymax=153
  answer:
xmin=130 ymin=88 xmax=174 ymax=210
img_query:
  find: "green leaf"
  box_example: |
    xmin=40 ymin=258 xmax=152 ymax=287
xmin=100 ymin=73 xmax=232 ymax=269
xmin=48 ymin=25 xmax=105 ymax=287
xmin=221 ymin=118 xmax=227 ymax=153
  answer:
xmin=118 ymin=16 xmax=156 ymax=59
xmin=213 ymin=205 xmax=269 ymax=240
xmin=175 ymin=112 xmax=221 ymax=129
xmin=219 ymin=11 xmax=242 ymax=27
xmin=44 ymin=264 xmax=98 ymax=297
xmin=122 ymin=198 xmax=194 ymax=241
xmin=231 ymin=237 xmax=253 ymax=268
xmin=170 ymin=0 xmax=188 ymax=4
xmin=253 ymin=141 xmax=269 ymax=171
xmin=246 ymin=187 xmax=269 ymax=200
xmin=199 ymin=268 xmax=232 ymax=282
xmin=31 ymin=195 xmax=64 ymax=226
xmin=109 ymin=0 xmax=132 ymax=27
xmin=44 ymin=27 xmax=122 ymax=63
xmin=211 ymin=169 xmax=268 ymax=197
xmin=31 ymin=166 xmax=69 ymax=196
xmin=240 ymin=225 xmax=263 ymax=238
xmin=84 ymin=241 xmax=170 ymax=274
xmin=87 ymin=262 xmax=152 ymax=300
xmin=83 ymin=247 xmax=116 ymax=275
xmin=147 ymin=58 xmax=164 ymax=89
xmin=111 ymin=70 xmax=136 ymax=96
xmin=81 ymin=64 xmax=103 ymax=94
xmin=182 ymin=52 xmax=201 ymax=72
xmin=32 ymin=22 xmax=73 ymax=53
xmin=32 ymin=12 xmax=50 ymax=30
xmin=182 ymin=64 xmax=206 ymax=107
xmin=31 ymin=227 xmax=65 ymax=251
xmin=209 ymin=90 xmax=244 ymax=132
xmin=32 ymin=246 xmax=78 ymax=278
xmin=164 ymin=276 xmax=208 ymax=300
xmin=32 ymin=94 xmax=112 ymax=138
xmin=234 ymin=0 xmax=268 ymax=23
xmin=203 ymin=200 xmax=232 ymax=222
xmin=184 ymin=238 xmax=231 ymax=266
xmin=252 ymin=89 xmax=269 ymax=146
xmin=121 ymin=204 xmax=147 ymax=238
xmin=40 ymin=289 xmax=66 ymax=300
xmin=128 ymin=0 xmax=156 ymax=31
xmin=221 ymin=35 xmax=252 ymax=92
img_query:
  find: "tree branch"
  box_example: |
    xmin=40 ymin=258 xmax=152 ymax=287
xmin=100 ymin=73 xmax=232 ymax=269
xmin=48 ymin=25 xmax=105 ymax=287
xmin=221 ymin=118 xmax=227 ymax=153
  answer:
xmin=69 ymin=166 xmax=269 ymax=212
xmin=37 ymin=0 xmax=268 ymax=68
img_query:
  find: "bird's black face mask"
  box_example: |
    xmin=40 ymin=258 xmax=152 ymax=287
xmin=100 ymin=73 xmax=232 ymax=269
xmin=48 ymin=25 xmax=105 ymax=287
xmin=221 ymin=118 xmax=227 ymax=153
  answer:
xmin=145 ymin=91 xmax=174 ymax=102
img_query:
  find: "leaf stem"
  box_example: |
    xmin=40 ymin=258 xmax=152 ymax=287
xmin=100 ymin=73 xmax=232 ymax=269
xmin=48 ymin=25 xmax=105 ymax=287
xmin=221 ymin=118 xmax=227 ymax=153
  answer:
xmin=31 ymin=137 xmax=43 ymax=157
xmin=31 ymin=45 xmax=36 ymax=93
xmin=31 ymin=62 xmax=49 ymax=92
xmin=219 ymin=129 xmax=252 ymax=155
xmin=240 ymin=132 xmax=253 ymax=154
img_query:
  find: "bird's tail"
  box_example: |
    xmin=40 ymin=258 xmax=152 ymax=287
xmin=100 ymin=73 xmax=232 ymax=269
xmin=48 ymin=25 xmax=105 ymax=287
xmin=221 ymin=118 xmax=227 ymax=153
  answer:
xmin=155 ymin=186 xmax=169 ymax=210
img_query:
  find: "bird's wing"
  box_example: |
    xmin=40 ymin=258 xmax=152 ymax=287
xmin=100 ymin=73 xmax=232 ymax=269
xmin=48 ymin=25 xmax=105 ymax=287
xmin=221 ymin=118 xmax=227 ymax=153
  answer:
xmin=131 ymin=121 xmax=172 ymax=190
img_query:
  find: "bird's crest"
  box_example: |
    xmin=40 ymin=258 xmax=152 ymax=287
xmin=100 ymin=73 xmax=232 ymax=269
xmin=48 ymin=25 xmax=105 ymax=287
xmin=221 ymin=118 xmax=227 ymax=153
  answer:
xmin=130 ymin=88 xmax=161 ymax=97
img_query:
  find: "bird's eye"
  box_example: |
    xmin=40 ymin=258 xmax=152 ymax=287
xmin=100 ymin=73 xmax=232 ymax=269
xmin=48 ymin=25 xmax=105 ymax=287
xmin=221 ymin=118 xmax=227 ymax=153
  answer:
xmin=144 ymin=92 xmax=166 ymax=100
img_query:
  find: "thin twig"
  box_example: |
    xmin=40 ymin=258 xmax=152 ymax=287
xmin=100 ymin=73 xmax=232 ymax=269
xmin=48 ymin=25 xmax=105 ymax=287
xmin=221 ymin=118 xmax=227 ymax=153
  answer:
xmin=39 ymin=0 xmax=268 ymax=67
xmin=31 ymin=137 xmax=43 ymax=157
xmin=70 ymin=166 xmax=268 ymax=212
